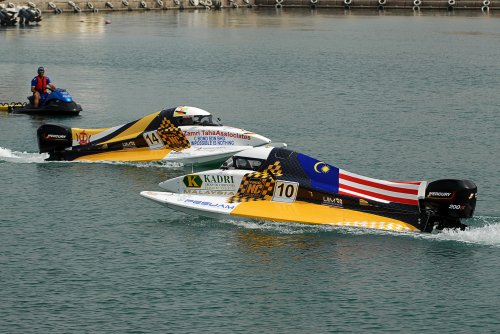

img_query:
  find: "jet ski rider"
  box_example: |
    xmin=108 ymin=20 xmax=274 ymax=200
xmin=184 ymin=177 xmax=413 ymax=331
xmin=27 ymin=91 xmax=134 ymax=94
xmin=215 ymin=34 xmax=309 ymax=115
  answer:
xmin=31 ymin=66 xmax=57 ymax=109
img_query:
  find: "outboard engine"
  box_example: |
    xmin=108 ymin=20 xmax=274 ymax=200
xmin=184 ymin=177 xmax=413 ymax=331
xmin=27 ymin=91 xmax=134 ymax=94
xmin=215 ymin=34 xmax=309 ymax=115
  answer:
xmin=421 ymin=179 xmax=477 ymax=231
xmin=18 ymin=8 xmax=41 ymax=25
xmin=37 ymin=124 xmax=73 ymax=159
xmin=0 ymin=8 xmax=18 ymax=26
xmin=0 ymin=9 xmax=7 ymax=23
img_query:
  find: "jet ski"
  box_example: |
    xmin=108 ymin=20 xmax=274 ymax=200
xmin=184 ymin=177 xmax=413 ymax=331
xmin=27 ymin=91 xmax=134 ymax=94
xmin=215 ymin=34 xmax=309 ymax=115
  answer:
xmin=141 ymin=147 xmax=477 ymax=233
xmin=37 ymin=106 xmax=273 ymax=164
xmin=0 ymin=89 xmax=82 ymax=116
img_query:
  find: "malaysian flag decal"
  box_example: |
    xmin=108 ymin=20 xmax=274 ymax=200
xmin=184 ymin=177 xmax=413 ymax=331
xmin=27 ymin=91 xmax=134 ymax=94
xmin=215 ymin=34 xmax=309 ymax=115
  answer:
xmin=297 ymin=153 xmax=426 ymax=206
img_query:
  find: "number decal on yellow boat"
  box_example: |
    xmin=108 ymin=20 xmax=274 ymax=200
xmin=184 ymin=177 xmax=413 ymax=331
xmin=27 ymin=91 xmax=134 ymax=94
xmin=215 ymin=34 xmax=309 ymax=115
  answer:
xmin=272 ymin=180 xmax=299 ymax=203
xmin=143 ymin=130 xmax=164 ymax=149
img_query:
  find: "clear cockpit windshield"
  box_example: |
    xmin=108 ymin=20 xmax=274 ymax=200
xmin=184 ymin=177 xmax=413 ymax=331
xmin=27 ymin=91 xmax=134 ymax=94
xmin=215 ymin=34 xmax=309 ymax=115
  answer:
xmin=177 ymin=115 xmax=222 ymax=126
xmin=221 ymin=156 xmax=264 ymax=171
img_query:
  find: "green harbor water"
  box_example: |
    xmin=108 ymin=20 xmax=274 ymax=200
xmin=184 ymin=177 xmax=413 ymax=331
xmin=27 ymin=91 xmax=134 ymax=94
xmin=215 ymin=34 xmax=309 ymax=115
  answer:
xmin=1 ymin=9 xmax=499 ymax=333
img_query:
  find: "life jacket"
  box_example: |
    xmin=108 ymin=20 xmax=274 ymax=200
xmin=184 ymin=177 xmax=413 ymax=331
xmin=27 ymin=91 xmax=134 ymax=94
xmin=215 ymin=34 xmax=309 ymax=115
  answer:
xmin=35 ymin=75 xmax=47 ymax=93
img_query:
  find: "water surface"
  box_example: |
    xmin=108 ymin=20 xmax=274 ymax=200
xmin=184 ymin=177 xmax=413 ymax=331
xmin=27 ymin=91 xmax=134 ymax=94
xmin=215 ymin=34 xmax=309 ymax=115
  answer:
xmin=1 ymin=9 xmax=499 ymax=333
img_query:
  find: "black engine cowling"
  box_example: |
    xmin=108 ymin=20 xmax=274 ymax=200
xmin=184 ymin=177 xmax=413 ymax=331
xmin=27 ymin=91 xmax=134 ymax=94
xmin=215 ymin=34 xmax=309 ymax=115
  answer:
xmin=37 ymin=124 xmax=72 ymax=156
xmin=420 ymin=179 xmax=477 ymax=231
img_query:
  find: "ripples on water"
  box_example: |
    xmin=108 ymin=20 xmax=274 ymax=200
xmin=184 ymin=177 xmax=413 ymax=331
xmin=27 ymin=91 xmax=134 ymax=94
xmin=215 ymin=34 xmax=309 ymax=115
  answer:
xmin=1 ymin=9 xmax=500 ymax=333
xmin=2 ymin=147 xmax=499 ymax=248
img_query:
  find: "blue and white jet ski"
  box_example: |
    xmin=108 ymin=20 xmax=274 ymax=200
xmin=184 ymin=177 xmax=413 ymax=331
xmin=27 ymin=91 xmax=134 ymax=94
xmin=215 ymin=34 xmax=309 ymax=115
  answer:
xmin=1 ymin=89 xmax=82 ymax=116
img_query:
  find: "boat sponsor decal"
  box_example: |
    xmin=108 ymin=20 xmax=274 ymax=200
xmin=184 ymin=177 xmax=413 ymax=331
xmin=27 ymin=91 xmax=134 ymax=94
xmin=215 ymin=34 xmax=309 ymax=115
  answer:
xmin=184 ymin=198 xmax=236 ymax=210
xmin=229 ymin=161 xmax=283 ymax=203
xmin=322 ymin=195 xmax=343 ymax=207
xmin=76 ymin=130 xmax=91 ymax=145
xmin=203 ymin=175 xmax=238 ymax=190
xmin=183 ymin=189 xmax=236 ymax=196
xmin=44 ymin=133 xmax=67 ymax=140
xmin=241 ymin=179 xmax=267 ymax=198
xmin=183 ymin=175 xmax=203 ymax=188
xmin=190 ymin=136 xmax=235 ymax=146
xmin=272 ymin=180 xmax=299 ymax=203
xmin=122 ymin=141 xmax=136 ymax=148
xmin=157 ymin=117 xmax=190 ymax=150
xmin=427 ymin=191 xmax=455 ymax=199
xmin=183 ymin=130 xmax=251 ymax=141
xmin=203 ymin=175 xmax=235 ymax=184
xmin=183 ymin=174 xmax=238 ymax=191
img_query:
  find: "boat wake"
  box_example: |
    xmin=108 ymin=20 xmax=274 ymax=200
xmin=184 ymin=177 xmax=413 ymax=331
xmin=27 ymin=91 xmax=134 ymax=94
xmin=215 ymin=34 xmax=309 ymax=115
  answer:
xmin=0 ymin=146 xmax=48 ymax=163
xmin=0 ymin=146 xmax=184 ymax=168
xmin=429 ymin=216 xmax=500 ymax=247
xmin=224 ymin=216 xmax=500 ymax=247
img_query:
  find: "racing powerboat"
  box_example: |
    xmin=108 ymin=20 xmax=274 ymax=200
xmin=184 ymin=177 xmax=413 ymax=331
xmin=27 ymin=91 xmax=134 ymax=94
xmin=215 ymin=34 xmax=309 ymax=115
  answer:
xmin=37 ymin=106 xmax=272 ymax=164
xmin=1 ymin=89 xmax=82 ymax=116
xmin=141 ymin=147 xmax=477 ymax=233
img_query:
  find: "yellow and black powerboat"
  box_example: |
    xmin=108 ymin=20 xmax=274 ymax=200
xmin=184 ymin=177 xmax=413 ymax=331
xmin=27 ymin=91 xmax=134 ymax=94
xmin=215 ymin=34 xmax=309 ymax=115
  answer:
xmin=37 ymin=106 xmax=273 ymax=164
xmin=141 ymin=147 xmax=477 ymax=233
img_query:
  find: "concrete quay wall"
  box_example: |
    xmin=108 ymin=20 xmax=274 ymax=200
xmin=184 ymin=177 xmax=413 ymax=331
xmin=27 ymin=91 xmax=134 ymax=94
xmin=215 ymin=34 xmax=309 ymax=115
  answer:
xmin=2 ymin=0 xmax=496 ymax=12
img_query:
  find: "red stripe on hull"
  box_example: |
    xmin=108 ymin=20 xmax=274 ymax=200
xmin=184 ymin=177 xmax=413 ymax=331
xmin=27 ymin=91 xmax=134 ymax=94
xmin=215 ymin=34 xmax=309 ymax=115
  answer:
xmin=340 ymin=173 xmax=419 ymax=195
xmin=339 ymin=184 xmax=419 ymax=206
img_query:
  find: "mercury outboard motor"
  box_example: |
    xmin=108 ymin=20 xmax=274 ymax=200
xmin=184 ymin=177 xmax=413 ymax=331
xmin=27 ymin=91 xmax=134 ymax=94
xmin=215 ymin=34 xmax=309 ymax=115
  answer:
xmin=421 ymin=179 xmax=477 ymax=231
xmin=0 ymin=8 xmax=17 ymax=26
xmin=0 ymin=9 xmax=7 ymax=23
xmin=18 ymin=8 xmax=41 ymax=25
xmin=37 ymin=124 xmax=73 ymax=160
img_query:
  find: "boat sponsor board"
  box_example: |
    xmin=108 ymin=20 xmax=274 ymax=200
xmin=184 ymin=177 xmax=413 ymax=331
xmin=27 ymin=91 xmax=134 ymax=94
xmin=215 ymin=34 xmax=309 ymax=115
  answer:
xmin=184 ymin=130 xmax=252 ymax=146
xmin=190 ymin=135 xmax=235 ymax=146
xmin=182 ymin=174 xmax=241 ymax=192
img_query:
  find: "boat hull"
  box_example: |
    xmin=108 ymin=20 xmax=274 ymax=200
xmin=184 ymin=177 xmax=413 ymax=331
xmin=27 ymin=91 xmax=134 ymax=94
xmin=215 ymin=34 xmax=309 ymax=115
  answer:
xmin=140 ymin=191 xmax=421 ymax=232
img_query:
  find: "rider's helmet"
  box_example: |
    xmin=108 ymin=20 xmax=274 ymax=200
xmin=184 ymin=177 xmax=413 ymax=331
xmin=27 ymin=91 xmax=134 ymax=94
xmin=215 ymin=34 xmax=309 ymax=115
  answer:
xmin=37 ymin=66 xmax=45 ymax=75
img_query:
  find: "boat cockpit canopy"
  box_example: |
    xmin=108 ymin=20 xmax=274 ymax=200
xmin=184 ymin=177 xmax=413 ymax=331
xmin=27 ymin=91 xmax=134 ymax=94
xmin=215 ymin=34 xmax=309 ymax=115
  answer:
xmin=163 ymin=106 xmax=223 ymax=127
xmin=177 ymin=114 xmax=222 ymax=126
xmin=221 ymin=156 xmax=265 ymax=171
